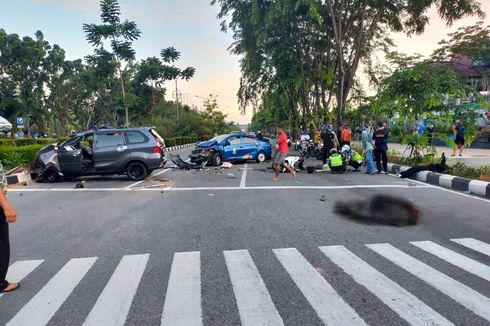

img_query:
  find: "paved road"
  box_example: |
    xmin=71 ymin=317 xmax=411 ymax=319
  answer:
xmin=1 ymin=147 xmax=490 ymax=325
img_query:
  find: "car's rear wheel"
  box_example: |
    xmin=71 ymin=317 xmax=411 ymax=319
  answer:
xmin=126 ymin=162 xmax=147 ymax=181
xmin=42 ymin=168 xmax=60 ymax=183
xmin=256 ymin=151 xmax=266 ymax=163
xmin=211 ymin=153 xmax=222 ymax=166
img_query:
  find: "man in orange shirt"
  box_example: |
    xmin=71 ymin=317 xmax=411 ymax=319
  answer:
xmin=341 ymin=123 xmax=352 ymax=146
xmin=273 ymin=127 xmax=296 ymax=181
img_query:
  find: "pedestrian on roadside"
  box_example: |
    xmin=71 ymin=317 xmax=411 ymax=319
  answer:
xmin=452 ymin=119 xmax=465 ymax=157
xmin=273 ymin=127 xmax=296 ymax=181
xmin=361 ymin=123 xmax=376 ymax=175
xmin=0 ymin=159 xmax=19 ymax=293
xmin=340 ymin=123 xmax=352 ymax=146
xmin=321 ymin=125 xmax=337 ymax=164
xmin=373 ymin=121 xmax=389 ymax=174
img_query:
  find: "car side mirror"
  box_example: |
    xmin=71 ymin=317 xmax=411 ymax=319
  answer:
xmin=224 ymin=141 xmax=230 ymax=146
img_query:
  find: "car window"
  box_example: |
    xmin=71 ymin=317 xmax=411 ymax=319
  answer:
xmin=125 ymin=131 xmax=148 ymax=144
xmin=95 ymin=132 xmax=125 ymax=148
xmin=243 ymin=137 xmax=256 ymax=144
xmin=227 ymin=137 xmax=241 ymax=146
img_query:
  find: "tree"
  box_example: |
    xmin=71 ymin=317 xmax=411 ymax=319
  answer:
xmin=83 ymin=0 xmax=141 ymax=127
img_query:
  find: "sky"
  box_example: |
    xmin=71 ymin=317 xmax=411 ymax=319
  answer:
xmin=0 ymin=0 xmax=489 ymax=124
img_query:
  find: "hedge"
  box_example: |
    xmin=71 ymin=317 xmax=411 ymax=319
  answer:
xmin=0 ymin=138 xmax=67 ymax=147
xmin=0 ymin=145 xmax=44 ymax=169
xmin=164 ymin=135 xmax=211 ymax=147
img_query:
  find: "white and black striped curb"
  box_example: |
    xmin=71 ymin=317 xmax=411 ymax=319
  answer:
xmin=6 ymin=172 xmax=32 ymax=185
xmin=388 ymin=163 xmax=490 ymax=198
xmin=166 ymin=143 xmax=196 ymax=152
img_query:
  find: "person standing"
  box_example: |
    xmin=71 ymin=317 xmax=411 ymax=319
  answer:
xmin=0 ymin=159 xmax=19 ymax=293
xmin=321 ymin=125 xmax=337 ymax=164
xmin=273 ymin=127 xmax=296 ymax=181
xmin=452 ymin=119 xmax=465 ymax=157
xmin=340 ymin=123 xmax=352 ymax=146
xmin=373 ymin=121 xmax=389 ymax=174
xmin=361 ymin=124 xmax=376 ymax=175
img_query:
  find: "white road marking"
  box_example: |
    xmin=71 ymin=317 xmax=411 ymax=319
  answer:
xmin=410 ymin=241 xmax=490 ymax=282
xmin=240 ymin=163 xmax=248 ymax=188
xmin=224 ymin=250 xmax=283 ymax=326
xmin=7 ymin=257 xmax=97 ymax=326
xmin=273 ymin=248 xmax=366 ymax=326
xmin=126 ymin=168 xmax=169 ymax=188
xmin=320 ymin=245 xmax=453 ymax=326
xmin=161 ymin=252 xmax=202 ymax=326
xmin=83 ymin=254 xmax=149 ymax=326
xmin=450 ymin=238 xmax=490 ymax=257
xmin=367 ymin=243 xmax=490 ymax=321
xmin=0 ymin=260 xmax=44 ymax=299
xmin=9 ymin=184 xmax=431 ymax=192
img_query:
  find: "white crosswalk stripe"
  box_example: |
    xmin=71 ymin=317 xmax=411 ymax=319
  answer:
xmin=367 ymin=243 xmax=490 ymax=322
xmin=273 ymin=248 xmax=367 ymax=326
xmin=0 ymin=260 xmax=43 ymax=299
xmin=224 ymin=250 xmax=283 ymax=326
xmin=161 ymin=251 xmax=202 ymax=326
xmin=2 ymin=238 xmax=489 ymax=325
xmin=320 ymin=245 xmax=453 ymax=326
xmin=451 ymin=238 xmax=490 ymax=257
xmin=411 ymin=241 xmax=490 ymax=282
xmin=7 ymin=257 xmax=97 ymax=326
xmin=83 ymin=254 xmax=149 ymax=326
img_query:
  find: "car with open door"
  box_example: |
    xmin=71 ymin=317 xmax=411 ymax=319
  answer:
xmin=31 ymin=127 xmax=166 ymax=182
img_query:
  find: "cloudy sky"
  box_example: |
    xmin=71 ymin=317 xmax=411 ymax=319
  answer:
xmin=1 ymin=0 xmax=489 ymax=124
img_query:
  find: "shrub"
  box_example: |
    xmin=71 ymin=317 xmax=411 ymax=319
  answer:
xmin=0 ymin=138 xmax=66 ymax=147
xmin=0 ymin=145 xmax=44 ymax=169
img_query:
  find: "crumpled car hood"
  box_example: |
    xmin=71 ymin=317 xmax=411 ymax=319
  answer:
xmin=196 ymin=140 xmax=217 ymax=148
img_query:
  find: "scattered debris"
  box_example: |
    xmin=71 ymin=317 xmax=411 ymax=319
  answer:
xmin=6 ymin=166 xmax=24 ymax=175
xmin=227 ymin=173 xmax=237 ymax=179
xmin=221 ymin=162 xmax=233 ymax=169
xmin=74 ymin=180 xmax=86 ymax=189
xmin=408 ymin=181 xmax=417 ymax=187
xmin=320 ymin=195 xmax=326 ymax=201
xmin=208 ymin=193 xmax=214 ymax=196
xmin=170 ymin=154 xmax=206 ymax=170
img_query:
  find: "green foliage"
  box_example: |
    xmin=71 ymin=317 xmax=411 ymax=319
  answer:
xmin=447 ymin=162 xmax=490 ymax=180
xmin=0 ymin=138 xmax=67 ymax=147
xmin=0 ymin=145 xmax=43 ymax=169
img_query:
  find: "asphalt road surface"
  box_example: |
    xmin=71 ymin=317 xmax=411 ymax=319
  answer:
xmin=1 ymin=147 xmax=490 ymax=326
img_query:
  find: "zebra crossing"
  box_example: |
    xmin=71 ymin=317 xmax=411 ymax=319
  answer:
xmin=1 ymin=238 xmax=489 ymax=326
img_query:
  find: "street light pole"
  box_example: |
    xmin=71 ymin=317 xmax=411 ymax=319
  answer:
xmin=175 ymin=79 xmax=180 ymax=120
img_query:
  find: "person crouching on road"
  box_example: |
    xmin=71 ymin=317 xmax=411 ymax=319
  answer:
xmin=273 ymin=127 xmax=297 ymax=181
xmin=328 ymin=148 xmax=347 ymax=173
xmin=1 ymin=160 xmax=19 ymax=293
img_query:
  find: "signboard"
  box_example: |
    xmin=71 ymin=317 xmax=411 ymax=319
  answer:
xmin=16 ymin=117 xmax=24 ymax=128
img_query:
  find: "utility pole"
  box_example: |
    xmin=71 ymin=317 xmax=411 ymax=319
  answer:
xmin=175 ymin=79 xmax=180 ymax=120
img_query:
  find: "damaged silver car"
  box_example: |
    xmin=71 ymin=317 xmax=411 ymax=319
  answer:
xmin=31 ymin=128 xmax=167 ymax=182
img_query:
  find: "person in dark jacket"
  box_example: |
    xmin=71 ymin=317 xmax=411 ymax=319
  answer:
xmin=396 ymin=153 xmax=450 ymax=178
xmin=321 ymin=125 xmax=337 ymax=164
xmin=372 ymin=121 xmax=388 ymax=174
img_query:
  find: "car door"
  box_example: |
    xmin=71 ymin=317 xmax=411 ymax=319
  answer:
xmin=222 ymin=135 xmax=242 ymax=161
xmin=93 ymin=131 xmax=128 ymax=172
xmin=238 ymin=136 xmax=259 ymax=160
xmin=58 ymin=142 xmax=83 ymax=177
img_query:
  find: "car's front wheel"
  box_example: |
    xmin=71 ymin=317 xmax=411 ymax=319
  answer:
xmin=126 ymin=162 xmax=147 ymax=181
xmin=211 ymin=152 xmax=222 ymax=166
xmin=256 ymin=151 xmax=266 ymax=163
xmin=42 ymin=168 xmax=60 ymax=183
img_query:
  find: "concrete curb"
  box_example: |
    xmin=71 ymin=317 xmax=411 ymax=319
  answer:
xmin=6 ymin=143 xmax=197 ymax=185
xmin=388 ymin=163 xmax=490 ymax=198
xmin=6 ymin=172 xmax=32 ymax=185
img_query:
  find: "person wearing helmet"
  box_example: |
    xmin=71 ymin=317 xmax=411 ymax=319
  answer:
xmin=341 ymin=145 xmax=363 ymax=171
xmin=321 ymin=125 xmax=337 ymax=164
xmin=328 ymin=148 xmax=346 ymax=173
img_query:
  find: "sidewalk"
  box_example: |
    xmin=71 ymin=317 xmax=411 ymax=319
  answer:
xmin=386 ymin=143 xmax=490 ymax=167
